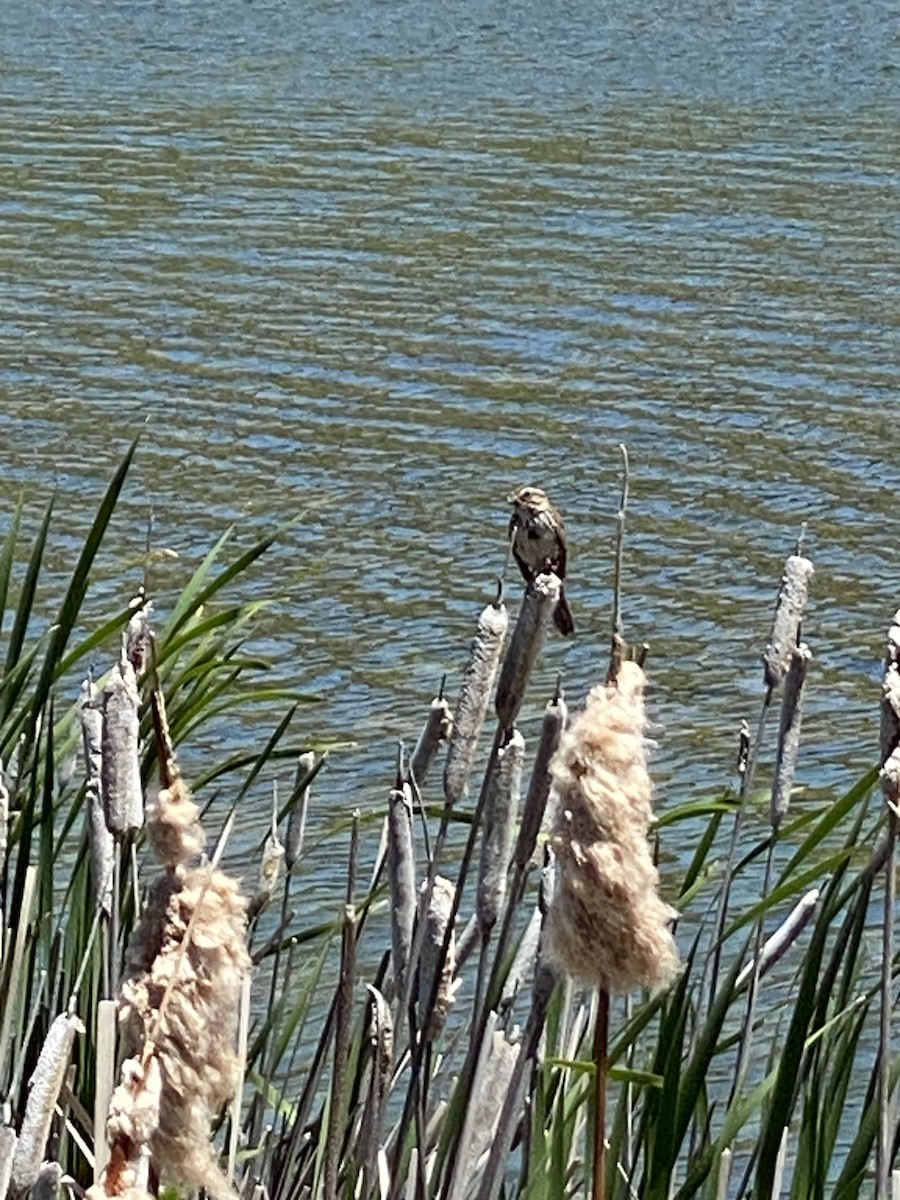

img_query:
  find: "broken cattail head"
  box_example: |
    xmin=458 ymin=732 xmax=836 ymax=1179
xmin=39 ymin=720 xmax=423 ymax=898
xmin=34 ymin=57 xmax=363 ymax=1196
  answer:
xmin=495 ymin=572 xmax=561 ymax=729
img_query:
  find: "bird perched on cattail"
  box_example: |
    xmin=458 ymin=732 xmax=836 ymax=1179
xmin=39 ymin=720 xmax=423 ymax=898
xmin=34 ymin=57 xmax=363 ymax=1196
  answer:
xmin=507 ymin=486 xmax=575 ymax=636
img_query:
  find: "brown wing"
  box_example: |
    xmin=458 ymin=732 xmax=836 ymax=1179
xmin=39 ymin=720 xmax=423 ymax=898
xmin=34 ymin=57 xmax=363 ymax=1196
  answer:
xmin=555 ymin=517 xmax=568 ymax=580
xmin=508 ymin=513 xmax=533 ymax=582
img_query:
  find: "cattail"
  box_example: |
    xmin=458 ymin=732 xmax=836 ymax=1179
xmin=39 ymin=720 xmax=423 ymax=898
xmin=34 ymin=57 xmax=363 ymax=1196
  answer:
xmin=444 ymin=602 xmax=508 ymax=806
xmin=102 ymin=655 xmax=143 ymax=838
xmin=87 ymin=1054 xmax=161 ymax=1200
xmin=145 ymin=775 xmax=205 ymax=868
xmin=82 ymin=679 xmax=114 ymax=915
xmin=476 ymin=729 xmax=525 ymax=939
xmin=500 ymin=905 xmax=543 ymax=1011
xmin=119 ymin=862 xmax=249 ymax=1199
xmin=547 ymin=661 xmax=679 ymax=993
xmin=126 ymin=598 xmax=153 ymax=677
xmin=513 ymin=689 xmax=568 ymax=872
xmin=0 ymin=1127 xmax=18 ymax=1199
xmin=881 ymin=612 xmax=900 ymax=805
xmin=770 ymin=643 xmax=812 ymax=828
xmin=763 ymin=553 xmax=814 ymax=690
xmin=10 ymin=1012 xmax=84 ymax=1195
xmin=387 ymin=782 xmax=416 ymax=998
xmin=418 ymin=876 xmax=460 ymax=1040
xmin=495 ymin=573 xmax=560 ymax=729
xmin=411 ymin=696 xmax=454 ymax=788
xmin=286 ymin=751 xmax=315 ymax=870
xmin=249 ymin=790 xmax=285 ymax=919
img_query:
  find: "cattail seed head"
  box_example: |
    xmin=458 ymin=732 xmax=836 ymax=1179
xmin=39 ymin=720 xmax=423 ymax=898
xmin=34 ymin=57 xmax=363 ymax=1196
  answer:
xmin=418 ymin=876 xmax=461 ymax=1039
xmin=444 ymin=602 xmax=508 ymax=806
xmin=763 ymin=553 xmax=814 ymax=690
xmin=10 ymin=1012 xmax=84 ymax=1195
xmin=477 ymin=729 xmax=525 ymax=938
xmin=82 ymin=679 xmax=114 ymax=915
xmin=770 ymin=643 xmax=812 ymax=828
xmin=101 ymin=656 xmax=144 ymax=839
xmin=410 ymin=697 xmax=454 ymax=788
xmin=145 ymin=775 xmax=205 ymax=867
xmin=514 ymin=689 xmax=568 ymax=871
xmin=547 ymin=661 xmax=679 ymax=994
xmin=495 ymin=573 xmax=560 ymax=729
xmin=286 ymin=751 xmax=315 ymax=870
xmin=387 ymin=783 xmax=416 ymax=999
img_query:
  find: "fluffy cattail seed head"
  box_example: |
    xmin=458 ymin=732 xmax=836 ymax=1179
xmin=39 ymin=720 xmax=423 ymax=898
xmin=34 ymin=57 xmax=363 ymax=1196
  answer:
xmin=546 ymin=661 xmax=679 ymax=994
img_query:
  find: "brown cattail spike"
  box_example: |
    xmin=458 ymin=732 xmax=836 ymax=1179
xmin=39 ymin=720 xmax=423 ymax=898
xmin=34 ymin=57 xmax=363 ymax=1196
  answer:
xmin=10 ymin=1012 xmax=84 ymax=1195
xmin=101 ymin=655 xmax=144 ymax=838
xmin=547 ymin=661 xmax=679 ymax=994
xmin=477 ymin=729 xmax=525 ymax=939
xmin=444 ymin=602 xmax=509 ymax=806
xmin=771 ymin=643 xmax=812 ymax=828
xmin=495 ymin=573 xmax=561 ymax=729
xmin=763 ymin=553 xmax=814 ymax=691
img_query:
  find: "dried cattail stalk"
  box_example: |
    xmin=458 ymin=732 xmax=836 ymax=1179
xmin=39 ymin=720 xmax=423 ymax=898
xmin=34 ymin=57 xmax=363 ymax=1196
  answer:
xmin=500 ymin=905 xmax=542 ymax=1011
xmin=763 ymin=553 xmax=814 ymax=690
xmin=477 ymin=729 xmax=525 ymax=938
xmin=410 ymin=696 xmax=454 ymax=787
xmin=418 ymin=876 xmax=460 ymax=1040
xmin=249 ymin=792 xmax=285 ymax=920
xmin=514 ymin=689 xmax=568 ymax=872
xmin=770 ymin=643 xmax=812 ymax=828
xmin=357 ymin=985 xmax=394 ymax=1190
xmin=443 ymin=602 xmax=509 ymax=806
xmin=286 ymin=751 xmax=315 ymax=870
xmin=119 ymin=860 xmax=249 ymax=1199
xmin=0 ymin=1127 xmax=18 ymax=1200
xmin=495 ymin=572 xmax=561 ymax=729
xmin=387 ymin=783 xmax=416 ymax=999
xmin=736 ymin=888 xmax=820 ymax=988
xmin=10 ymin=1012 xmax=84 ymax=1195
xmin=82 ymin=680 xmax=114 ymax=916
xmin=102 ymin=655 xmax=144 ymax=838
xmin=547 ymin=661 xmax=679 ymax=993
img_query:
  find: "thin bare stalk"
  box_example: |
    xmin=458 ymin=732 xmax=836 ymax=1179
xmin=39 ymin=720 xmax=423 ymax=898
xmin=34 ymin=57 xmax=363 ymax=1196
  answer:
xmin=592 ymin=989 xmax=610 ymax=1200
xmin=325 ymin=815 xmax=359 ymax=1200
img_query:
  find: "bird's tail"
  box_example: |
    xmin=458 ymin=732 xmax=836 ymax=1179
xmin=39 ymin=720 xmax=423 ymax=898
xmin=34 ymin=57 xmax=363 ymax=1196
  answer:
xmin=554 ymin=586 xmax=575 ymax=636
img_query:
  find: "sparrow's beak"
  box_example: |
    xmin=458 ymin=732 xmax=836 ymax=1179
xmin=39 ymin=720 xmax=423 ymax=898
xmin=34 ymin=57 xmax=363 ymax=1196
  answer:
xmin=506 ymin=490 xmax=518 ymax=505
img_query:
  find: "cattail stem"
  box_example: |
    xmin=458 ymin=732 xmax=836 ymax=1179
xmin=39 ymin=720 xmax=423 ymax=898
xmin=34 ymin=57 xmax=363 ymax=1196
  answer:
xmin=592 ymin=989 xmax=610 ymax=1200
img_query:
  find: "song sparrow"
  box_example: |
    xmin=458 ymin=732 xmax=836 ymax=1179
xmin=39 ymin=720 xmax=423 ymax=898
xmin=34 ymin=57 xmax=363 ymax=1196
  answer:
xmin=507 ymin=486 xmax=575 ymax=635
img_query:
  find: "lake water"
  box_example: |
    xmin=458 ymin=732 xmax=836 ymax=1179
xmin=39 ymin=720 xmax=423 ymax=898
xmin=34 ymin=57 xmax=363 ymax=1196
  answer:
xmin=1 ymin=0 xmax=899 ymax=902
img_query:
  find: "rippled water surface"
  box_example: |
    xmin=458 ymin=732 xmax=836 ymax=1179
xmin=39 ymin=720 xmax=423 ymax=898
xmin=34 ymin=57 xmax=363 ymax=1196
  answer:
xmin=1 ymin=0 xmax=899 ymax=891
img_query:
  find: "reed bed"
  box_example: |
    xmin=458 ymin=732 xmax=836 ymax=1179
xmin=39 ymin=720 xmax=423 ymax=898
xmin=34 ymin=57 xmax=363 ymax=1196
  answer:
xmin=0 ymin=445 xmax=897 ymax=1200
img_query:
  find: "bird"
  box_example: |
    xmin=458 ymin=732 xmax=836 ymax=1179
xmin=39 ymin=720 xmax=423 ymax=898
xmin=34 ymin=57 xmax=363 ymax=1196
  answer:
xmin=507 ymin=486 xmax=575 ymax=635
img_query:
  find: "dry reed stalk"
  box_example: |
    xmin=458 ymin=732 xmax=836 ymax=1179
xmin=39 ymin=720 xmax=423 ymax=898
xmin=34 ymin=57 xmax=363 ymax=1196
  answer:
xmin=357 ymin=985 xmax=394 ymax=1194
xmin=443 ymin=601 xmax=508 ymax=807
xmin=547 ymin=661 xmax=679 ymax=993
xmin=417 ymin=875 xmax=460 ymax=1040
xmin=249 ymin=791 xmax=285 ymax=919
xmin=10 ymin=1012 xmax=84 ymax=1195
xmin=410 ymin=695 xmax=454 ymax=787
xmin=286 ymin=751 xmax=315 ymax=870
xmin=763 ymin=552 xmax=814 ymax=691
xmin=0 ymin=768 xmax=8 ymax=868
xmin=388 ymin=781 xmax=416 ymax=999
xmin=82 ymin=680 xmax=114 ymax=917
xmin=93 ymin=1000 xmax=117 ymax=1184
xmin=101 ymin=654 xmax=143 ymax=838
xmin=770 ymin=643 xmax=812 ymax=828
xmin=476 ymin=729 xmax=525 ymax=941
xmin=0 ymin=867 xmax=37 ymax=1089
xmin=494 ymin=573 xmax=561 ymax=729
